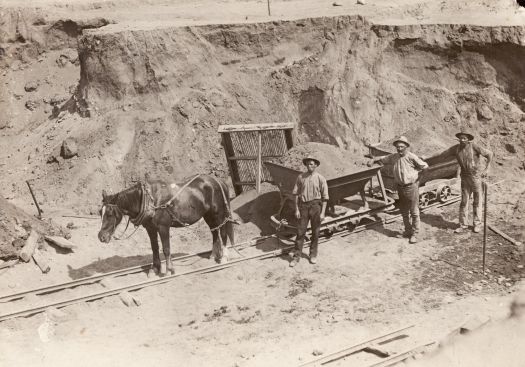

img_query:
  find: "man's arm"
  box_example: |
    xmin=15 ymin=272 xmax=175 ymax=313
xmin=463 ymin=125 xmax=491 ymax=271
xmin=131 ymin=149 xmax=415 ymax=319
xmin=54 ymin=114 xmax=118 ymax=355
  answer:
xmin=292 ymin=176 xmax=302 ymax=219
xmin=474 ymin=144 xmax=494 ymax=176
xmin=412 ymin=153 xmax=429 ymax=171
xmin=368 ymin=154 xmax=391 ymax=167
xmin=320 ymin=176 xmax=329 ymax=220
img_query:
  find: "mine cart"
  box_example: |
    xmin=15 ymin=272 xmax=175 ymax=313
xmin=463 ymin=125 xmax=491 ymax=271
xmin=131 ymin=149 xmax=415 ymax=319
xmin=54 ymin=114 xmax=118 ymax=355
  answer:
xmin=368 ymin=145 xmax=459 ymax=208
xmin=264 ymin=162 xmax=395 ymax=235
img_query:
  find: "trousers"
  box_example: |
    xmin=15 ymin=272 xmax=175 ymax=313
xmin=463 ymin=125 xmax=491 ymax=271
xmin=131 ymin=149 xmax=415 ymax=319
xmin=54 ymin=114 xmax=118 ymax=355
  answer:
xmin=397 ymin=182 xmax=420 ymax=235
xmin=459 ymin=175 xmax=483 ymax=228
xmin=295 ymin=199 xmax=322 ymax=258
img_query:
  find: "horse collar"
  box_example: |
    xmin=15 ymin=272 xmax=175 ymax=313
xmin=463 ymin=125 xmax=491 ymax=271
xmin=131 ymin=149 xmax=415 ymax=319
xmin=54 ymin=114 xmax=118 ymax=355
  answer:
xmin=129 ymin=183 xmax=150 ymax=227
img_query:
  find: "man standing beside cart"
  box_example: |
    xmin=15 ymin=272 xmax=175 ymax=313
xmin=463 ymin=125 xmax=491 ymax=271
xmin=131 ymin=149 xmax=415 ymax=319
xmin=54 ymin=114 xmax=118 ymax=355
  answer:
xmin=369 ymin=136 xmax=428 ymax=244
xmin=439 ymin=130 xmax=493 ymax=233
xmin=290 ymin=156 xmax=329 ymax=267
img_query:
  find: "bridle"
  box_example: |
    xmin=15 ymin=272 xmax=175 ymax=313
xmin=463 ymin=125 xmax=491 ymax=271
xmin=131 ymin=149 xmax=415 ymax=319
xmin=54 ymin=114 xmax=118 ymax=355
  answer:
xmin=100 ymin=183 xmax=150 ymax=240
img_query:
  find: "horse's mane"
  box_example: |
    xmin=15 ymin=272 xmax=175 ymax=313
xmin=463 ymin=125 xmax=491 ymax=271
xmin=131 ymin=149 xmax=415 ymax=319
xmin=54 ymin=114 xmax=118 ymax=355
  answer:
xmin=106 ymin=182 xmax=142 ymax=208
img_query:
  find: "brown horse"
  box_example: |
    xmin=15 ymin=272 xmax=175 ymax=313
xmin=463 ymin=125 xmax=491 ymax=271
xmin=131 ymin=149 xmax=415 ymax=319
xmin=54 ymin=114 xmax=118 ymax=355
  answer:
xmin=97 ymin=174 xmax=235 ymax=275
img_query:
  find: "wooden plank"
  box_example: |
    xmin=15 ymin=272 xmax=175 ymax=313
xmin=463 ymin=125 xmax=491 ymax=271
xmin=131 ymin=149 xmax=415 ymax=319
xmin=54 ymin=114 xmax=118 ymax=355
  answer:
xmin=228 ymin=154 xmax=281 ymax=161
xmin=489 ymin=225 xmax=524 ymax=248
xmin=284 ymin=128 xmax=294 ymax=150
xmin=221 ymin=133 xmax=243 ymax=196
xmin=44 ymin=236 xmax=77 ymax=250
xmin=19 ymin=230 xmax=40 ymax=262
xmin=33 ymin=249 xmax=50 ymax=274
xmin=233 ymin=181 xmax=257 ymax=186
xmin=218 ymin=122 xmax=294 ymax=133
xmin=256 ymin=131 xmax=262 ymax=194
xmin=376 ymin=170 xmax=389 ymax=204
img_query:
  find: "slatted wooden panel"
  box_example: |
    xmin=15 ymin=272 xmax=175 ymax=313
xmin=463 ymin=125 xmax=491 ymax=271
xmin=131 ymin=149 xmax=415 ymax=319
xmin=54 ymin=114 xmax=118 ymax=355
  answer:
xmin=218 ymin=123 xmax=294 ymax=195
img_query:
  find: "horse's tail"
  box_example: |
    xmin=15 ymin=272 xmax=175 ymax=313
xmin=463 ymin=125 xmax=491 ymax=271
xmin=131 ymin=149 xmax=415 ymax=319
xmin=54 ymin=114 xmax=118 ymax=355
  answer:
xmin=216 ymin=177 xmax=237 ymax=247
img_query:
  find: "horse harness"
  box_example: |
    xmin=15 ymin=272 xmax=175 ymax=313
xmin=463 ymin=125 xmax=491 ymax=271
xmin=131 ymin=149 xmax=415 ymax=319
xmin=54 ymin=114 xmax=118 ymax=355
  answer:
xmin=140 ymin=174 xmax=234 ymax=231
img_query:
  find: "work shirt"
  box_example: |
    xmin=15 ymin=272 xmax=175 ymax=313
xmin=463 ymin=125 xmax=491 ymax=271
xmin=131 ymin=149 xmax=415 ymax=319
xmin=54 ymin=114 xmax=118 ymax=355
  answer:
xmin=378 ymin=151 xmax=428 ymax=186
xmin=451 ymin=143 xmax=492 ymax=177
xmin=293 ymin=171 xmax=329 ymax=203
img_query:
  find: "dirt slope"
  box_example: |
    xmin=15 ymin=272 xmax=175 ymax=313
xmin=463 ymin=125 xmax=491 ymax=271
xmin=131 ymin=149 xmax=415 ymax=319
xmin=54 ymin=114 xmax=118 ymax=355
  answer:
xmin=2 ymin=13 xmax=525 ymax=214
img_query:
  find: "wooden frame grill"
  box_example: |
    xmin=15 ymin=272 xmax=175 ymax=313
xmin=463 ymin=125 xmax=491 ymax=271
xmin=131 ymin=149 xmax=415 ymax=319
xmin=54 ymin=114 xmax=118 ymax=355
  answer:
xmin=218 ymin=123 xmax=294 ymax=195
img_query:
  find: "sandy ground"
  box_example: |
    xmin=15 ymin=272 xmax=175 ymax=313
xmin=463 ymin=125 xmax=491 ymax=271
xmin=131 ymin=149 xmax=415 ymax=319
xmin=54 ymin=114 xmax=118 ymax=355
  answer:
xmin=1 ymin=0 xmax=525 ymax=366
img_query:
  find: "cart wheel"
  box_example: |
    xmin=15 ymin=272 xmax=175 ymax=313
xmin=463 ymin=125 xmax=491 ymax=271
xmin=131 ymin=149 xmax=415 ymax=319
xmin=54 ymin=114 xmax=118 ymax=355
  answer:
xmin=419 ymin=192 xmax=431 ymax=208
xmin=437 ymin=185 xmax=452 ymax=203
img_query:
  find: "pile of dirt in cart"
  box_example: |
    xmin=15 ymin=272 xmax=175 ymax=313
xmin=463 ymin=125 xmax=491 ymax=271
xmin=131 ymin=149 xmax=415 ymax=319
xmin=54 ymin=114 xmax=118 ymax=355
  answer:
xmin=0 ymin=197 xmax=69 ymax=260
xmin=371 ymin=126 xmax=458 ymax=159
xmin=272 ymin=142 xmax=368 ymax=179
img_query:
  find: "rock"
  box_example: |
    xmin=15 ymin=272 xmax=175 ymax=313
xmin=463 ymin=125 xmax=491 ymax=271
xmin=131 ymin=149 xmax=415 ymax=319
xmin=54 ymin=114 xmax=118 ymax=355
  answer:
xmin=356 ymin=0 xmax=366 ymax=4
xmin=476 ymin=104 xmax=493 ymax=120
xmin=49 ymin=94 xmax=68 ymax=106
xmin=312 ymin=349 xmax=323 ymax=356
xmin=24 ymin=81 xmax=39 ymax=92
xmin=25 ymin=100 xmax=39 ymax=111
xmin=505 ymin=143 xmax=517 ymax=154
xmin=61 ymin=138 xmax=78 ymax=159
xmin=56 ymin=52 xmax=78 ymax=68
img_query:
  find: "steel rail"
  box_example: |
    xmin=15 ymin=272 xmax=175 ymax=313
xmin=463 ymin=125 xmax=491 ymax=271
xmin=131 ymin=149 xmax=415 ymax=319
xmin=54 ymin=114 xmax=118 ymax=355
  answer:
xmin=341 ymin=195 xmax=461 ymax=237
xmin=297 ymin=325 xmax=415 ymax=366
xmin=0 ymin=239 xmax=300 ymax=322
xmin=366 ymin=341 xmax=436 ymax=367
xmin=0 ymin=196 xmax=461 ymax=322
xmin=0 ymin=235 xmax=275 ymax=304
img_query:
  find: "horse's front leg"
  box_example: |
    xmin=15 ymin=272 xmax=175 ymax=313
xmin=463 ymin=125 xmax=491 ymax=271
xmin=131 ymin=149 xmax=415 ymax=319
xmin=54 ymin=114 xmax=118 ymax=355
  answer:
xmin=145 ymin=225 xmax=161 ymax=277
xmin=159 ymin=225 xmax=174 ymax=275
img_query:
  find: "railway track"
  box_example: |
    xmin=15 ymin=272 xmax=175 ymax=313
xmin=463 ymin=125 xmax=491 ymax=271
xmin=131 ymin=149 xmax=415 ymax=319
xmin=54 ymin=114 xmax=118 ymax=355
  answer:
xmin=298 ymin=324 xmax=437 ymax=367
xmin=0 ymin=196 xmax=460 ymax=323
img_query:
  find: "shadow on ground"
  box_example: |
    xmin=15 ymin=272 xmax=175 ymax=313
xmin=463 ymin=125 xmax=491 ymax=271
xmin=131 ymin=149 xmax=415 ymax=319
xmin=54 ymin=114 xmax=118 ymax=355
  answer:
xmin=232 ymin=189 xmax=281 ymax=236
xmin=67 ymin=252 xmax=190 ymax=279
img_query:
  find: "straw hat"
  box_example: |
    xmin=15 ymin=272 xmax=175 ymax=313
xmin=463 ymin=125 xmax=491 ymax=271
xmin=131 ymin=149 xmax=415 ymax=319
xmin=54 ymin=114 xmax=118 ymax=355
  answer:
xmin=392 ymin=136 xmax=410 ymax=147
xmin=302 ymin=156 xmax=320 ymax=166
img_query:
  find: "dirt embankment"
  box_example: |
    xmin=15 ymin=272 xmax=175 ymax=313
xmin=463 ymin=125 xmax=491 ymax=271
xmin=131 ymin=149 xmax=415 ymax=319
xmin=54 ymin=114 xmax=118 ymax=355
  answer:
xmin=1 ymin=12 xmax=525 ymax=215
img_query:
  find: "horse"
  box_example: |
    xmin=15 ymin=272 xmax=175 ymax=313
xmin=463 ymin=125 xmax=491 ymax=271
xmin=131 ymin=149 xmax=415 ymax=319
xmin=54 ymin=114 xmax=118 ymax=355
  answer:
xmin=97 ymin=174 xmax=235 ymax=276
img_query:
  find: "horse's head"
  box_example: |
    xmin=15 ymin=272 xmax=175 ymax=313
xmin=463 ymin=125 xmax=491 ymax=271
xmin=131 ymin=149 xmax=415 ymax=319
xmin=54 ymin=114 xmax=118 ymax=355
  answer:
xmin=98 ymin=190 xmax=124 ymax=243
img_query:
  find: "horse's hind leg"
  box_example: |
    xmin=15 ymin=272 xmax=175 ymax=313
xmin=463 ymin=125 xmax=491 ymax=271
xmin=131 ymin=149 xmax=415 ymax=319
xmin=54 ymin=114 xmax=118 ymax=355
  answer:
xmin=219 ymin=224 xmax=230 ymax=262
xmin=210 ymin=229 xmax=224 ymax=263
xmin=159 ymin=225 xmax=174 ymax=275
xmin=145 ymin=225 xmax=161 ymax=277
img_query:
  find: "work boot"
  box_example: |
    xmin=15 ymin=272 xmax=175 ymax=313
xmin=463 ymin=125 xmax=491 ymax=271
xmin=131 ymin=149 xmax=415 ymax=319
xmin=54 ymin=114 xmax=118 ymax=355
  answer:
xmin=402 ymin=231 xmax=412 ymax=238
xmin=409 ymin=235 xmax=418 ymax=244
xmin=309 ymin=255 xmax=317 ymax=264
xmin=454 ymin=226 xmax=468 ymax=234
xmin=289 ymin=257 xmax=300 ymax=268
xmin=473 ymin=225 xmax=482 ymax=233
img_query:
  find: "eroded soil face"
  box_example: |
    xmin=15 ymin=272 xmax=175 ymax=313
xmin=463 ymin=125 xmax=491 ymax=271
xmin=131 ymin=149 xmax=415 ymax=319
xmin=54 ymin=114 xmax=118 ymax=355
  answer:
xmin=0 ymin=1 xmax=524 ymax=366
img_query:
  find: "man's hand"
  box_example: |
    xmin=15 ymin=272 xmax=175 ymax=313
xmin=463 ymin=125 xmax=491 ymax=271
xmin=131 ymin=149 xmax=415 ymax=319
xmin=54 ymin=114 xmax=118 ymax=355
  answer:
xmin=367 ymin=160 xmax=375 ymax=167
xmin=295 ymin=209 xmax=300 ymax=219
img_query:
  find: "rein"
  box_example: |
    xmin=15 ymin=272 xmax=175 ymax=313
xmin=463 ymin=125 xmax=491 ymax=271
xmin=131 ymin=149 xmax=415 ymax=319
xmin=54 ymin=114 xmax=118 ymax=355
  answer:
xmin=101 ymin=183 xmax=149 ymax=240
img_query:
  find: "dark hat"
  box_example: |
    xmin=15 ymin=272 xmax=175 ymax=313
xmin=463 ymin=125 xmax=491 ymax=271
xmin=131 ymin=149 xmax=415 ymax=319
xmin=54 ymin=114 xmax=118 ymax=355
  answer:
xmin=455 ymin=131 xmax=474 ymax=141
xmin=302 ymin=156 xmax=320 ymax=166
xmin=392 ymin=135 xmax=410 ymax=147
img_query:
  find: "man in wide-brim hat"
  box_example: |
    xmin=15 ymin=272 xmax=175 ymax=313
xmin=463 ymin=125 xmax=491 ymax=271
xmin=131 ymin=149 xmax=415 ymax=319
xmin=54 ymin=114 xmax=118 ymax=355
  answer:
xmin=302 ymin=156 xmax=320 ymax=167
xmin=369 ymin=135 xmax=428 ymax=244
xmin=439 ymin=130 xmax=493 ymax=233
xmin=289 ymin=155 xmax=328 ymax=267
